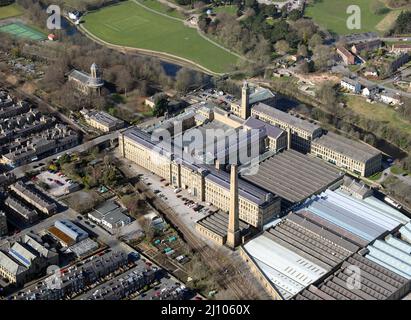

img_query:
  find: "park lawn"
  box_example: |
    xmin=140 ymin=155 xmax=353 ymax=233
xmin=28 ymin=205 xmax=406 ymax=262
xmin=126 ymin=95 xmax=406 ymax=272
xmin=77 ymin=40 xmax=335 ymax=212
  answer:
xmin=345 ymin=95 xmax=411 ymax=136
xmin=82 ymin=1 xmax=238 ymax=74
xmin=0 ymin=3 xmax=23 ymax=20
xmin=305 ymin=0 xmax=392 ymax=35
xmin=214 ymin=5 xmax=238 ymax=15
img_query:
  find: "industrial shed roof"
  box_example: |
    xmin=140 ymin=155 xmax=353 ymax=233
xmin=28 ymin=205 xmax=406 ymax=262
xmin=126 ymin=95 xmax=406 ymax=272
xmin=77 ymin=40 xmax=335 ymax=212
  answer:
xmin=295 ymin=253 xmax=410 ymax=300
xmin=196 ymin=211 xmax=250 ymax=238
xmin=296 ymin=189 xmax=410 ymax=243
xmin=242 ymin=150 xmax=343 ymax=205
xmin=243 ymin=232 xmax=327 ymax=299
xmin=365 ymin=232 xmax=411 ymax=280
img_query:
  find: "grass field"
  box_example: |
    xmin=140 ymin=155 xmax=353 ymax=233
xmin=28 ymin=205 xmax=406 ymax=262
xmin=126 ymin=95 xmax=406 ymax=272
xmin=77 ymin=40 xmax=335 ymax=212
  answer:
xmin=214 ymin=5 xmax=238 ymax=15
xmin=0 ymin=3 xmax=23 ymax=20
xmin=345 ymin=95 xmax=411 ymax=136
xmin=82 ymin=0 xmax=239 ymax=74
xmin=305 ymin=0 xmax=395 ymax=35
xmin=136 ymin=0 xmax=185 ymax=19
xmin=0 ymin=22 xmax=46 ymax=40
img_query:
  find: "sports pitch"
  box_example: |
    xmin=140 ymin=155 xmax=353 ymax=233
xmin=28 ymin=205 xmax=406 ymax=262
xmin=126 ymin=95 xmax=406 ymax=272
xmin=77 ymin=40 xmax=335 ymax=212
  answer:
xmin=0 ymin=23 xmax=46 ymax=41
xmin=305 ymin=0 xmax=396 ymax=35
xmin=82 ymin=0 xmax=239 ymax=74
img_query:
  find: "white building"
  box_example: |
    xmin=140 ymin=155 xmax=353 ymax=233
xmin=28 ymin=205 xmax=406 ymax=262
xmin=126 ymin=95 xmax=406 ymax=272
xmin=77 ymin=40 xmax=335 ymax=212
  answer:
xmin=340 ymin=77 xmax=361 ymax=94
xmin=380 ymin=91 xmax=402 ymax=105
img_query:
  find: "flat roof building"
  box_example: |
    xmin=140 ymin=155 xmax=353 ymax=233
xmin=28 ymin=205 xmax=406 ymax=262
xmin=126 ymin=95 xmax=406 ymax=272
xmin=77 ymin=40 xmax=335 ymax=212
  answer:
xmin=118 ymin=126 xmax=281 ymax=229
xmin=311 ymin=131 xmax=382 ymax=177
xmin=89 ymin=201 xmax=131 ymax=231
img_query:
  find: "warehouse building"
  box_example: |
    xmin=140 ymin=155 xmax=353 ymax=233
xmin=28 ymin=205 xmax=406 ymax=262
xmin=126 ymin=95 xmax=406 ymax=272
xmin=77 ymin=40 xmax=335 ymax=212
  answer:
xmin=242 ymin=149 xmax=343 ymax=209
xmin=295 ymin=253 xmax=410 ymax=300
xmin=240 ymin=211 xmax=359 ymax=300
xmin=295 ymin=189 xmax=410 ymax=244
xmin=48 ymin=220 xmax=88 ymax=247
xmin=10 ymin=181 xmax=57 ymax=215
xmin=311 ymin=131 xmax=382 ymax=177
xmin=251 ymin=103 xmax=322 ymax=152
xmin=365 ymin=232 xmax=411 ymax=280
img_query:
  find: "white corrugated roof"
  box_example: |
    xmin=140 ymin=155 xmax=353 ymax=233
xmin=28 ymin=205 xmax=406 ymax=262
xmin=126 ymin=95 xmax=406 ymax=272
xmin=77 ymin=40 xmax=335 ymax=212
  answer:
xmin=243 ymin=233 xmax=327 ymax=299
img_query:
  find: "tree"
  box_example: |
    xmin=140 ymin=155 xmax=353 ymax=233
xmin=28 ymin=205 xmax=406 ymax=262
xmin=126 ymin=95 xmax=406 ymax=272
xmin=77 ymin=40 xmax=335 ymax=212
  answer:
xmin=153 ymin=93 xmax=169 ymax=117
xmin=274 ymin=40 xmax=290 ymax=55
xmin=298 ymin=60 xmax=314 ymax=74
xmin=318 ymin=83 xmax=338 ymax=109
xmin=297 ymin=44 xmax=308 ymax=57
xmin=288 ymin=9 xmax=302 ymax=21
xmin=392 ymin=11 xmax=411 ymax=34
xmin=308 ymin=33 xmax=323 ymax=49
xmin=175 ymin=68 xmax=197 ymax=93
xmin=312 ymin=45 xmax=334 ymax=71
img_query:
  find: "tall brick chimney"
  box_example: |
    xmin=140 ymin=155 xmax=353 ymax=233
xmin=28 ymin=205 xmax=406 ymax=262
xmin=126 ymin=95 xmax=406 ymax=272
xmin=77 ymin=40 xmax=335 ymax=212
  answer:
xmin=227 ymin=164 xmax=240 ymax=248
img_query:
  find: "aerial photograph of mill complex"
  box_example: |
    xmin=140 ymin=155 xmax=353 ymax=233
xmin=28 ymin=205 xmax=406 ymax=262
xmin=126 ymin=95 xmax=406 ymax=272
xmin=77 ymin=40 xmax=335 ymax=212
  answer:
xmin=0 ymin=0 xmax=411 ymax=307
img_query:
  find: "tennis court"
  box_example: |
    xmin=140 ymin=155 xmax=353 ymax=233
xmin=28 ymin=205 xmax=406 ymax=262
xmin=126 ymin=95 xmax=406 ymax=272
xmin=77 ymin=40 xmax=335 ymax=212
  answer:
xmin=0 ymin=23 xmax=46 ymax=41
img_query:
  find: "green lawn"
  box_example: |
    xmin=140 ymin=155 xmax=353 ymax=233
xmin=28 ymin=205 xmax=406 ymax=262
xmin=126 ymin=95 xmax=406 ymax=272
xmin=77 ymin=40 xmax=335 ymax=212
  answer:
xmin=345 ymin=96 xmax=411 ymax=136
xmin=305 ymin=0 xmax=393 ymax=35
xmin=214 ymin=5 xmax=238 ymax=15
xmin=136 ymin=0 xmax=185 ymax=19
xmin=0 ymin=3 xmax=23 ymax=20
xmin=82 ymin=0 xmax=238 ymax=74
xmin=390 ymin=165 xmax=409 ymax=175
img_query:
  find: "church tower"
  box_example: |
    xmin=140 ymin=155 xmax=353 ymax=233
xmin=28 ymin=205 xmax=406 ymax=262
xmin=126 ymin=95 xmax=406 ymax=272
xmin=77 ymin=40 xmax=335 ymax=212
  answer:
xmin=90 ymin=63 xmax=99 ymax=79
xmin=240 ymin=81 xmax=250 ymax=120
